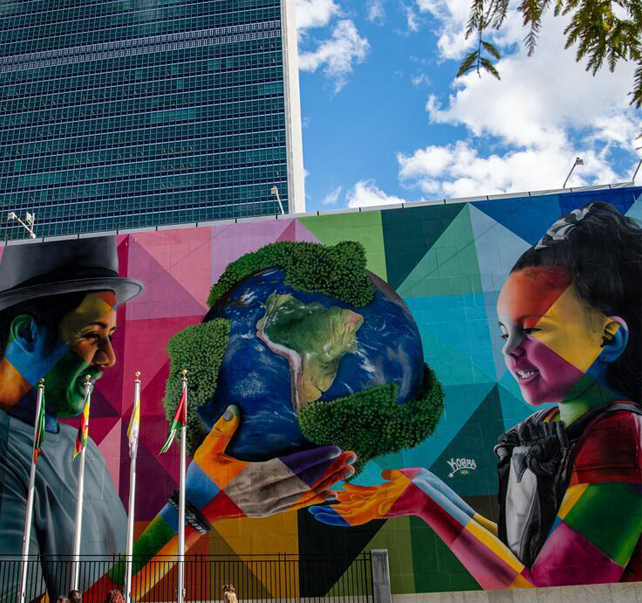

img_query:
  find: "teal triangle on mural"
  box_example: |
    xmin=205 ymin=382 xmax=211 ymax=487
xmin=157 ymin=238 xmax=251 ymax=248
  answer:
xmin=429 ymin=385 xmax=504 ymax=497
xmin=415 ymin=318 xmax=496 ymax=386
xmin=401 ymin=381 xmax=497 ymax=471
xmin=398 ymin=205 xmax=483 ymax=298
xmin=625 ymin=191 xmax=642 ymax=221
xmin=382 ymin=203 xmax=465 ymax=290
xmin=481 ymin=289 xmax=511 ymax=382
xmin=468 ymin=204 xmax=531 ymax=293
xmin=406 ymin=294 xmax=496 ymax=382
xmin=473 ymin=194 xmax=562 ymax=245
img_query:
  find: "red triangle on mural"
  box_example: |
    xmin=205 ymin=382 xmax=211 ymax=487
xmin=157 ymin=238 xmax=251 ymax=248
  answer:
xmin=126 ymin=435 xmax=184 ymax=520
xmin=89 ymin=385 xmax=121 ymax=418
xmin=90 ymin=416 xmax=121 ymax=446
xmin=204 ymin=489 xmax=245 ymax=520
xmin=121 ymin=315 xmax=202 ymax=413
xmin=139 ymin=359 xmax=171 ymax=418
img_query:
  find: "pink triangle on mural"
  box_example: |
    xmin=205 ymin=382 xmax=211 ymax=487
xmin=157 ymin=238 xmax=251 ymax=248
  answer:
xmin=95 ymin=418 xmax=123 ymax=491
xmin=295 ymin=220 xmax=320 ymax=243
xmin=276 ymin=221 xmax=296 ymax=241
xmin=126 ymin=239 xmax=208 ymax=320
xmin=129 ymin=229 xmax=212 ymax=309
xmin=210 ymin=220 xmax=293 ymax=283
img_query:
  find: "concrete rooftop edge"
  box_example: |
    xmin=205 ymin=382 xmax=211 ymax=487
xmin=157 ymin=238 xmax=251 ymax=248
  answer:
xmin=2 ymin=181 xmax=639 ymax=247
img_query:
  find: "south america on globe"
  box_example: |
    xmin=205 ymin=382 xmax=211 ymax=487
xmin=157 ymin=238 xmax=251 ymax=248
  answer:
xmin=163 ymin=241 xmax=444 ymax=473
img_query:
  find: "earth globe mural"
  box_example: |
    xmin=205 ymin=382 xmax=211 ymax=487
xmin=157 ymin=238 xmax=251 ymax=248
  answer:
xmin=164 ymin=241 xmax=443 ymax=473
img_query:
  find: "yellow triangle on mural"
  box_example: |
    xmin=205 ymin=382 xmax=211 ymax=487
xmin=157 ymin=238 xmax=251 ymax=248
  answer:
xmin=209 ymin=511 xmax=300 ymax=598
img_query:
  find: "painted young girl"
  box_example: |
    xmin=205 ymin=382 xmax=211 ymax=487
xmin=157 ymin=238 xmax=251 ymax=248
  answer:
xmin=311 ymin=202 xmax=642 ymax=588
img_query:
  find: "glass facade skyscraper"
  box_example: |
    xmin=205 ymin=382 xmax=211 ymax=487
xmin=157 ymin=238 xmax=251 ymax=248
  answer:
xmin=0 ymin=0 xmax=305 ymax=241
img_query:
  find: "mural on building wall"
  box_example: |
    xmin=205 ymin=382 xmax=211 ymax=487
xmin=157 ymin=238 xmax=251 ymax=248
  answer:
xmin=0 ymin=187 xmax=640 ymax=601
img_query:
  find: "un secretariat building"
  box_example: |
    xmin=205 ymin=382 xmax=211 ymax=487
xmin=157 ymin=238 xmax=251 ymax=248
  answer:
xmin=0 ymin=0 xmax=305 ymax=240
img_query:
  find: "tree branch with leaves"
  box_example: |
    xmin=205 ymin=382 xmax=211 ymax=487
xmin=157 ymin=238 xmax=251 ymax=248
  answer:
xmin=459 ymin=0 xmax=642 ymax=109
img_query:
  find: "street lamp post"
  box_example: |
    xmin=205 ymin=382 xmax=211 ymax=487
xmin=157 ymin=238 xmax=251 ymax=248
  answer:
xmin=7 ymin=211 xmax=37 ymax=238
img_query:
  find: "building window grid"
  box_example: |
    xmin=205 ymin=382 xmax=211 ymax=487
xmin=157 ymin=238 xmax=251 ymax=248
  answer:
xmin=0 ymin=90 xmax=286 ymax=143
xmin=0 ymin=39 xmax=283 ymax=91
xmin=0 ymin=127 xmax=286 ymax=161
xmin=0 ymin=50 xmax=283 ymax=107
xmin=0 ymin=10 xmax=282 ymax=54
xmin=0 ymin=151 xmax=288 ymax=190
xmin=0 ymin=70 xmax=285 ymax=124
xmin=0 ymin=166 xmax=289 ymax=203
xmin=0 ymin=29 xmax=282 ymax=75
xmin=0 ymin=125 xmax=284 ymax=160
xmin=0 ymin=2 xmax=279 ymax=35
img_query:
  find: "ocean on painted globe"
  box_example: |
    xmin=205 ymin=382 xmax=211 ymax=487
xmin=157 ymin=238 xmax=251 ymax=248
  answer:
xmin=196 ymin=268 xmax=426 ymax=461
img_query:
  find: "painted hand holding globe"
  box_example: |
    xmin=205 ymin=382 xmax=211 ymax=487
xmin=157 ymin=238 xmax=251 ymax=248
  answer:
xmin=187 ymin=405 xmax=357 ymax=521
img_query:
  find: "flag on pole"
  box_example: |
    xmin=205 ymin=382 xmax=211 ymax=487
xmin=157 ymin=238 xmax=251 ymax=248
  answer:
xmin=160 ymin=386 xmax=186 ymax=454
xmin=32 ymin=391 xmax=46 ymax=464
xmin=73 ymin=387 xmax=91 ymax=459
xmin=127 ymin=377 xmax=141 ymax=459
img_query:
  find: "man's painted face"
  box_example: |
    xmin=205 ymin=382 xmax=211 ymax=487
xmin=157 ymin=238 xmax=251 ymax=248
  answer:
xmin=45 ymin=291 xmax=117 ymax=417
xmin=497 ymin=268 xmax=612 ymax=406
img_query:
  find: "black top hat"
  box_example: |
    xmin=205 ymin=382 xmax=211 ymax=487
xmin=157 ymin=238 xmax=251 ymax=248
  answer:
xmin=0 ymin=236 xmax=143 ymax=312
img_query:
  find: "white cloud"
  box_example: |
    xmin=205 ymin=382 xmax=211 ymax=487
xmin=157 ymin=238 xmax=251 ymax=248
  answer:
xmin=398 ymin=141 xmax=623 ymax=198
xmin=413 ymin=0 xmax=473 ymax=59
xmin=367 ymin=0 xmax=386 ymax=23
xmin=296 ymin=0 xmax=340 ymax=32
xmin=346 ymin=180 xmax=409 ymax=207
xmin=411 ymin=72 xmax=430 ymax=87
xmin=403 ymin=4 xmax=420 ymax=32
xmin=298 ymin=20 xmax=370 ymax=92
xmin=322 ymin=185 xmax=343 ymax=205
xmin=397 ymin=9 xmax=640 ymax=197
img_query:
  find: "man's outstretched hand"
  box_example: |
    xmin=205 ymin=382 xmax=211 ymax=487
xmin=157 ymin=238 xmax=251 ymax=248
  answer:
xmin=187 ymin=405 xmax=357 ymax=520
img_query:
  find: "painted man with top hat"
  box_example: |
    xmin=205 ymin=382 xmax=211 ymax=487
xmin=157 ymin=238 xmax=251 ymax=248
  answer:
xmin=0 ymin=235 xmax=143 ymax=598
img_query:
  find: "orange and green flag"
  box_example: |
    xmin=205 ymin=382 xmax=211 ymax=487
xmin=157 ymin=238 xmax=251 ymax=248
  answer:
xmin=160 ymin=386 xmax=186 ymax=454
xmin=33 ymin=393 xmax=46 ymax=464
xmin=73 ymin=388 xmax=91 ymax=459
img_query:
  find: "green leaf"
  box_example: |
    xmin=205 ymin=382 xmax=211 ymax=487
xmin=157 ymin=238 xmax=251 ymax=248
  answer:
xmin=457 ymin=50 xmax=480 ymax=77
xmin=480 ymin=57 xmax=501 ymax=78
xmin=482 ymin=40 xmax=502 ymax=58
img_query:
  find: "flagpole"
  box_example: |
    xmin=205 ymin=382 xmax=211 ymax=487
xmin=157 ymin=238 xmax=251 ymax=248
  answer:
xmin=177 ymin=370 xmax=187 ymax=603
xmin=125 ymin=372 xmax=141 ymax=603
xmin=18 ymin=378 xmax=45 ymax=603
xmin=71 ymin=375 xmax=93 ymax=592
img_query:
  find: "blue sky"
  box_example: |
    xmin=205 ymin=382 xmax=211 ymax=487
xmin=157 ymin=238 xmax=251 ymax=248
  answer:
xmin=294 ymin=0 xmax=641 ymax=212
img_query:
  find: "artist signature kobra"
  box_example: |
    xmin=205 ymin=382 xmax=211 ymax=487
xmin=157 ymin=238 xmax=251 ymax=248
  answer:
xmin=447 ymin=457 xmax=477 ymax=478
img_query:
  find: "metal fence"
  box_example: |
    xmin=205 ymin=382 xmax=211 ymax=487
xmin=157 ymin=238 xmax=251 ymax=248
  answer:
xmin=0 ymin=553 xmax=374 ymax=603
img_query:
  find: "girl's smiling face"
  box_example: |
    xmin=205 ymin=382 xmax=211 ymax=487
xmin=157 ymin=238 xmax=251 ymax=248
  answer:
xmin=497 ymin=267 xmax=611 ymax=406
